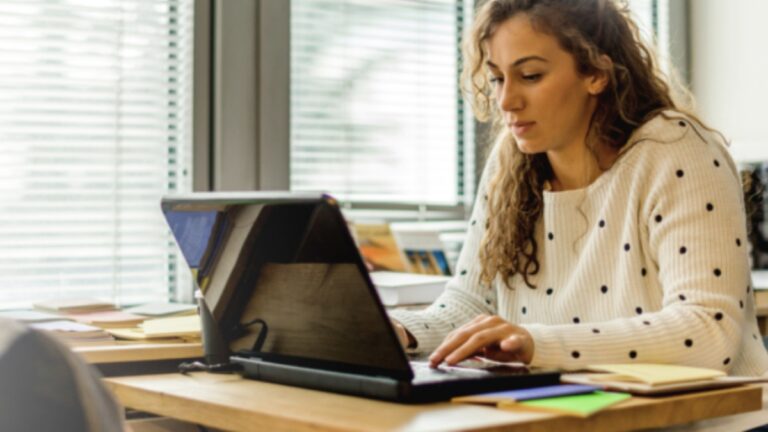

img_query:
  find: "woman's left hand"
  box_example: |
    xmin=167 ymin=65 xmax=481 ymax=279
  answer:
xmin=428 ymin=314 xmax=534 ymax=367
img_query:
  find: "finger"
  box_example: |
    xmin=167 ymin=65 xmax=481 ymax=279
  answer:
xmin=443 ymin=325 xmax=512 ymax=366
xmin=429 ymin=316 xmax=498 ymax=367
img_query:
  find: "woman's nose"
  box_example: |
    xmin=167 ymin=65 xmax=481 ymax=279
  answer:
xmin=498 ymin=82 xmax=523 ymax=112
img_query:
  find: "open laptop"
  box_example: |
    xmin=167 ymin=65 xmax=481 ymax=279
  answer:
xmin=162 ymin=192 xmax=560 ymax=403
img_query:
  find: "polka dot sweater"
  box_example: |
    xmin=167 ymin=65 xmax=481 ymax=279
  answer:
xmin=389 ymin=111 xmax=768 ymax=376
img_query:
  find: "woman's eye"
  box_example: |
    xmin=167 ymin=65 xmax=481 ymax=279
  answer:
xmin=522 ymin=73 xmax=542 ymax=82
xmin=489 ymin=76 xmax=504 ymax=85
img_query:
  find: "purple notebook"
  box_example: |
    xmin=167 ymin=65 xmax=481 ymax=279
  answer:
xmin=453 ymin=384 xmax=599 ymax=404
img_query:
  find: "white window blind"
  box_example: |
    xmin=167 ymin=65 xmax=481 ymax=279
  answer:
xmin=290 ymin=0 xmax=467 ymax=206
xmin=0 ymin=0 xmax=193 ymax=307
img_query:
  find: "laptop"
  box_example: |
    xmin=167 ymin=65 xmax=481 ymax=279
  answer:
xmin=162 ymin=192 xmax=560 ymax=403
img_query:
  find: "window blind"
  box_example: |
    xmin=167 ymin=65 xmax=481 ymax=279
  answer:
xmin=290 ymin=0 xmax=467 ymax=206
xmin=0 ymin=0 xmax=193 ymax=307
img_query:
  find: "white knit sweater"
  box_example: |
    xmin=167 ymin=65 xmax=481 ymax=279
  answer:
xmin=390 ymin=111 xmax=768 ymax=376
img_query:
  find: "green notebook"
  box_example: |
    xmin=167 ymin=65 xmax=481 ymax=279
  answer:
xmin=508 ymin=391 xmax=631 ymax=417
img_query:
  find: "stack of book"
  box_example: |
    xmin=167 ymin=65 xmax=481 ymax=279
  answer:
xmin=28 ymin=298 xmax=118 ymax=345
xmin=29 ymin=320 xmax=115 ymax=346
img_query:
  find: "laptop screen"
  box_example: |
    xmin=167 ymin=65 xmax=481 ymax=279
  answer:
xmin=162 ymin=193 xmax=411 ymax=375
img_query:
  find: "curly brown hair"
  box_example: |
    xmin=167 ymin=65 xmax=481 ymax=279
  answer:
xmin=464 ymin=0 xmax=682 ymax=288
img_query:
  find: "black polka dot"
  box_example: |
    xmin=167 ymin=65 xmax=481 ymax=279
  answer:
xmin=460 ymin=270 xmax=467 ymax=275
xmin=679 ymin=246 xmax=687 ymax=254
xmin=573 ymin=317 xmax=580 ymax=324
xmin=679 ymin=294 xmax=686 ymax=301
xmin=450 ymin=323 xmax=456 ymax=329
xmin=723 ymin=357 xmax=730 ymax=365
xmin=546 ymin=288 xmax=553 ymax=295
xmin=471 ymin=220 xmax=476 ymax=226
xmin=753 ymin=334 xmax=758 ymax=340
xmin=684 ymin=339 xmax=693 ymax=347
xmin=485 ymin=299 xmax=492 ymax=305
xmin=714 ymin=159 xmax=720 ymax=167
xmin=641 ymin=268 xmax=647 ymax=277
xmin=484 ymin=194 xmax=488 ymax=201
xmin=740 ymin=300 xmax=744 ymax=309
xmin=424 ymin=324 xmax=429 ymax=329
xmin=624 ymin=243 xmax=631 ymax=251
xmin=629 ymin=350 xmax=637 ymax=359
xmin=643 ymin=320 xmax=651 ymax=325
xmin=522 ymin=306 xmax=527 ymax=314
xmin=439 ymin=304 xmax=446 ymax=308
xmin=571 ymin=351 xmax=580 ymax=359
xmin=600 ymin=285 xmax=608 ymax=294
xmin=714 ymin=268 xmax=721 ymax=277
xmin=592 ymin=328 xmax=600 ymax=334
xmin=678 ymin=120 xmax=686 ymax=127
xmin=635 ymin=307 xmax=643 ymax=315
xmin=747 ymin=285 xmax=751 ymax=293
xmin=655 ymin=214 xmax=663 ymax=223
xmin=676 ymin=169 xmax=684 ymax=178
xmin=706 ymin=203 xmax=714 ymax=212
xmin=599 ymin=219 xmax=605 ymax=228
xmin=714 ymin=312 xmax=723 ymax=321
xmin=548 ymin=232 xmax=554 ymax=240
xmin=736 ymin=238 xmax=741 ymax=247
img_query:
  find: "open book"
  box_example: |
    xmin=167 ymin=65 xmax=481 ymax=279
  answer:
xmin=562 ymin=363 xmax=768 ymax=395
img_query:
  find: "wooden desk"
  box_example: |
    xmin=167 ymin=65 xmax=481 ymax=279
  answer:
xmin=104 ymin=372 xmax=763 ymax=432
xmin=74 ymin=342 xmax=203 ymax=376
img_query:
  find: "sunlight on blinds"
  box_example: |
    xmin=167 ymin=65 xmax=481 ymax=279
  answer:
xmin=290 ymin=0 xmax=464 ymax=205
xmin=0 ymin=0 xmax=193 ymax=306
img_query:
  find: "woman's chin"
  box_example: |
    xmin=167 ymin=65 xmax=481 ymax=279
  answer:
xmin=515 ymin=140 xmax=543 ymax=155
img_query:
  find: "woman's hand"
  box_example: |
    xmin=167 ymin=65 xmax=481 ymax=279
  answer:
xmin=391 ymin=319 xmax=415 ymax=348
xmin=428 ymin=314 xmax=534 ymax=367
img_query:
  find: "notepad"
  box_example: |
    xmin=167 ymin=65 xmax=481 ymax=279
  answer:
xmin=452 ymin=384 xmax=599 ymax=405
xmin=512 ymin=391 xmax=631 ymax=417
xmin=587 ymin=363 xmax=726 ymax=386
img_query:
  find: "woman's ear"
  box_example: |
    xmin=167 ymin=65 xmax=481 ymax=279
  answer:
xmin=586 ymin=54 xmax=612 ymax=95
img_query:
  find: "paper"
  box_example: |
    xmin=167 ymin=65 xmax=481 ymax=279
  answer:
xmin=588 ymin=363 xmax=725 ymax=386
xmin=452 ymin=384 xmax=599 ymax=405
xmin=514 ymin=391 xmax=631 ymax=417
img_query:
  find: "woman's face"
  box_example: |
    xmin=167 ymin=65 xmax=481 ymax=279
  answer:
xmin=486 ymin=14 xmax=605 ymax=156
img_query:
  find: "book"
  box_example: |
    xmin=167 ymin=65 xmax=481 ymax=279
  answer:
xmin=351 ymin=223 xmax=409 ymax=271
xmin=561 ymin=363 xmax=768 ymax=395
xmin=33 ymin=298 xmax=115 ymax=314
xmin=0 ymin=309 xmax=70 ymax=323
xmin=370 ymin=271 xmax=450 ymax=306
xmin=390 ymin=225 xmax=452 ymax=275
xmin=140 ymin=314 xmax=201 ymax=338
xmin=68 ymin=310 xmax=148 ymax=329
xmin=511 ymin=391 xmax=631 ymax=417
xmin=125 ymin=302 xmax=197 ymax=317
xmin=587 ymin=363 xmax=726 ymax=386
xmin=452 ymin=384 xmax=599 ymax=405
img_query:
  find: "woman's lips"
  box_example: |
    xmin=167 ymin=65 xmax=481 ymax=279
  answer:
xmin=511 ymin=121 xmax=536 ymax=136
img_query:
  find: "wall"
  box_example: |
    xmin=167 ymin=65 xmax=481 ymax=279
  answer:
xmin=690 ymin=0 xmax=768 ymax=162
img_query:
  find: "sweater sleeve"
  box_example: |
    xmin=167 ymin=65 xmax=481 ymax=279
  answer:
xmin=388 ymin=144 xmax=501 ymax=353
xmin=523 ymin=119 xmax=753 ymax=371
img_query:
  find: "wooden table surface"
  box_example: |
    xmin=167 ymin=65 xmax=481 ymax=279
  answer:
xmin=104 ymin=372 xmax=764 ymax=432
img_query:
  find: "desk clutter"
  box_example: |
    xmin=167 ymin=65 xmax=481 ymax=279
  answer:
xmin=0 ymin=299 xmax=199 ymax=346
xmin=452 ymin=362 xmax=768 ymax=417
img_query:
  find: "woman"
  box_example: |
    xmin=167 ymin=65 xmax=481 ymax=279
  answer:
xmin=390 ymin=0 xmax=768 ymax=376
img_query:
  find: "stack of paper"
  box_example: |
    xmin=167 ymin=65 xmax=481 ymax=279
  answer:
xmin=68 ymin=310 xmax=147 ymax=329
xmin=0 ymin=309 xmax=70 ymax=323
xmin=562 ymin=363 xmax=768 ymax=395
xmin=124 ymin=302 xmax=197 ymax=318
xmin=107 ymin=314 xmax=201 ymax=341
xmin=452 ymin=384 xmax=630 ymax=417
xmin=370 ymin=271 xmax=450 ymax=306
xmin=31 ymin=320 xmax=114 ymax=346
xmin=33 ymin=298 xmax=115 ymax=314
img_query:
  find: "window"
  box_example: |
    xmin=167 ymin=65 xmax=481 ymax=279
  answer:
xmin=0 ymin=0 xmax=194 ymax=306
xmin=290 ymin=0 xmax=472 ymax=209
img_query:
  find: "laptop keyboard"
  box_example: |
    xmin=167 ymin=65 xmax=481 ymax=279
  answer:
xmin=410 ymin=359 xmax=529 ymax=384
